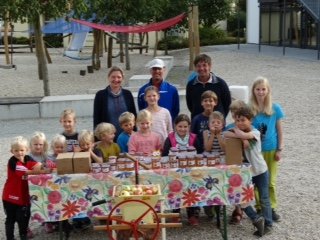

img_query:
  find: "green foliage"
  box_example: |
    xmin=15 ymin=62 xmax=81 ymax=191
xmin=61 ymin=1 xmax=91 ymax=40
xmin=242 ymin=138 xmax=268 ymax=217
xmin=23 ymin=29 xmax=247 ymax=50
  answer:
xmin=196 ymin=0 xmax=232 ymax=27
xmin=227 ymin=10 xmax=246 ymax=37
xmin=199 ymin=26 xmax=227 ymax=46
xmin=158 ymin=36 xmax=189 ymax=50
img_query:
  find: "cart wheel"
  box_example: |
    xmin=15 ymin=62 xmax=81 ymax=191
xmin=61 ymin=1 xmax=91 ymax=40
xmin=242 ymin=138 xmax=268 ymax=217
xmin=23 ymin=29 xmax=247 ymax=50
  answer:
xmin=106 ymin=199 xmax=160 ymax=240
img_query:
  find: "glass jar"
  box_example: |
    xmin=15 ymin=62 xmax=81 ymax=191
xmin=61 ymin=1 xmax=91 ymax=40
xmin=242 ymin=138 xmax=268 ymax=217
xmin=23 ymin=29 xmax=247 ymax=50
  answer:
xmin=178 ymin=156 xmax=188 ymax=168
xmin=125 ymin=159 xmax=135 ymax=171
xmin=207 ymin=154 xmax=217 ymax=167
xmin=160 ymin=157 xmax=170 ymax=169
xmin=187 ymin=155 xmax=196 ymax=167
xmin=117 ymin=158 xmax=126 ymax=171
xmin=151 ymin=157 xmax=161 ymax=169
xmin=195 ymin=154 xmax=204 ymax=167
xmin=169 ymin=157 xmax=179 ymax=169
xmin=108 ymin=156 xmax=117 ymax=164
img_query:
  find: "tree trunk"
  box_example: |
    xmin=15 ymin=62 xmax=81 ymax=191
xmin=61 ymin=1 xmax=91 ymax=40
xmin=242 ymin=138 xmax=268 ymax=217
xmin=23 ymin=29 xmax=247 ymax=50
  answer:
xmin=164 ymin=31 xmax=168 ymax=55
xmin=107 ymin=37 xmax=113 ymax=68
xmin=3 ymin=13 xmax=10 ymax=64
xmin=120 ymin=33 xmax=124 ymax=63
xmin=153 ymin=31 xmax=158 ymax=57
xmin=125 ymin=33 xmax=130 ymax=70
xmin=33 ymin=15 xmax=50 ymax=96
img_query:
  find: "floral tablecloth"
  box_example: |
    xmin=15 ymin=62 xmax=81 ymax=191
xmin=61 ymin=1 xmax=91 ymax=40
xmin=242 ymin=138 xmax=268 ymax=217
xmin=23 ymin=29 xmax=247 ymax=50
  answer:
xmin=28 ymin=165 xmax=254 ymax=223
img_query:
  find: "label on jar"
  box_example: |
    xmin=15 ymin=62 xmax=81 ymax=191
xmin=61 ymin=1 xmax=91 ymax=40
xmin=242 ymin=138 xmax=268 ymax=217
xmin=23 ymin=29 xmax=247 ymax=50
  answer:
xmin=110 ymin=164 xmax=117 ymax=171
xmin=117 ymin=163 xmax=126 ymax=171
xmin=207 ymin=158 xmax=216 ymax=166
xmin=188 ymin=159 xmax=196 ymax=167
xmin=169 ymin=161 xmax=178 ymax=168
xmin=179 ymin=158 xmax=187 ymax=168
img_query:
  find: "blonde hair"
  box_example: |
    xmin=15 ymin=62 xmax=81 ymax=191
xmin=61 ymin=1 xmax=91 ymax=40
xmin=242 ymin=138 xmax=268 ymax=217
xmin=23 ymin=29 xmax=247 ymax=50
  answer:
xmin=50 ymin=134 xmax=66 ymax=150
xmin=60 ymin=109 xmax=76 ymax=121
xmin=229 ymin=99 xmax=247 ymax=113
xmin=201 ymin=90 xmax=217 ymax=102
xmin=30 ymin=131 xmax=49 ymax=154
xmin=250 ymin=76 xmax=273 ymax=116
xmin=209 ymin=111 xmax=224 ymax=123
xmin=78 ymin=130 xmax=94 ymax=145
xmin=11 ymin=136 xmax=29 ymax=150
xmin=119 ymin=112 xmax=135 ymax=125
xmin=94 ymin=122 xmax=116 ymax=140
xmin=136 ymin=109 xmax=152 ymax=123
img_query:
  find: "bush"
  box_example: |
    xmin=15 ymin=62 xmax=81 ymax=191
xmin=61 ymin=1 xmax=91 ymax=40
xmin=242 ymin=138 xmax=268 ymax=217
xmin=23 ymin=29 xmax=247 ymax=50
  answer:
xmin=43 ymin=34 xmax=63 ymax=48
xmin=199 ymin=26 xmax=227 ymax=46
xmin=158 ymin=36 xmax=189 ymax=50
xmin=227 ymin=11 xmax=246 ymax=37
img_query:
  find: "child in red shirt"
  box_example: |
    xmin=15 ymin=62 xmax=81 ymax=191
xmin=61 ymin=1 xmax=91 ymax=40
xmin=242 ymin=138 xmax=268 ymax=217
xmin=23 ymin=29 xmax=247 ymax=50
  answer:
xmin=2 ymin=136 xmax=50 ymax=240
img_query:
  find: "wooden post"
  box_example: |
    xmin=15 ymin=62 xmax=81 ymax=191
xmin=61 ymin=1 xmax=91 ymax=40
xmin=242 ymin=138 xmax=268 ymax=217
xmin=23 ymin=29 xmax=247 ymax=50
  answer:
xmin=193 ymin=5 xmax=200 ymax=57
xmin=107 ymin=37 xmax=113 ymax=68
xmin=153 ymin=31 xmax=158 ymax=57
xmin=188 ymin=6 xmax=194 ymax=70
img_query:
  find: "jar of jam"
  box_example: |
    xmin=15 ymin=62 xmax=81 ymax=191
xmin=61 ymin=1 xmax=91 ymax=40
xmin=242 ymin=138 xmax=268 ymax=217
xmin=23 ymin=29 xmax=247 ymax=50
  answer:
xmin=108 ymin=156 xmax=117 ymax=164
xmin=178 ymin=156 xmax=188 ymax=168
xmin=207 ymin=154 xmax=217 ymax=167
xmin=161 ymin=157 xmax=170 ymax=169
xmin=187 ymin=146 xmax=196 ymax=157
xmin=169 ymin=157 xmax=178 ymax=169
xmin=110 ymin=164 xmax=117 ymax=171
xmin=195 ymin=154 xmax=204 ymax=167
xmin=125 ymin=159 xmax=134 ymax=171
xmin=151 ymin=157 xmax=161 ymax=169
xmin=117 ymin=158 xmax=126 ymax=171
xmin=187 ymin=155 xmax=196 ymax=167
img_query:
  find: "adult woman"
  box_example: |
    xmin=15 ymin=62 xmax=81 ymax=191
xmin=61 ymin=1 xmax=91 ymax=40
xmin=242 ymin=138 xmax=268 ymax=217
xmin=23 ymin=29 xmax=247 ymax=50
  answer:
xmin=93 ymin=66 xmax=137 ymax=140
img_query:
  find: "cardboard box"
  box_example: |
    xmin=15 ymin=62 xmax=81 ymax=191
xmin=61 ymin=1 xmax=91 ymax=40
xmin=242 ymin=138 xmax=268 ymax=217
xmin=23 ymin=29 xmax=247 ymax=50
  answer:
xmin=56 ymin=153 xmax=74 ymax=175
xmin=225 ymin=138 xmax=243 ymax=165
xmin=56 ymin=152 xmax=91 ymax=174
xmin=73 ymin=152 xmax=91 ymax=174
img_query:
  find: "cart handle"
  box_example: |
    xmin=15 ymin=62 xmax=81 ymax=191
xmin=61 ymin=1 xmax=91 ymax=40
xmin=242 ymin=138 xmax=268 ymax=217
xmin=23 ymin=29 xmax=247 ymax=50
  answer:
xmin=120 ymin=153 xmax=151 ymax=170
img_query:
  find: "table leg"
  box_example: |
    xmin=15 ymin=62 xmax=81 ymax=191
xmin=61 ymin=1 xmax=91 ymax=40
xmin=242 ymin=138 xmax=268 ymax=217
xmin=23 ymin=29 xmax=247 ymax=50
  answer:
xmin=222 ymin=206 xmax=228 ymax=240
xmin=59 ymin=221 xmax=63 ymax=240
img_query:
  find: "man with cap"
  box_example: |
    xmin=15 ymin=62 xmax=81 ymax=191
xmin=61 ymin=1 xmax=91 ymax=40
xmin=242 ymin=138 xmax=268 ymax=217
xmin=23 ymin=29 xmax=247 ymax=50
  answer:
xmin=138 ymin=58 xmax=180 ymax=121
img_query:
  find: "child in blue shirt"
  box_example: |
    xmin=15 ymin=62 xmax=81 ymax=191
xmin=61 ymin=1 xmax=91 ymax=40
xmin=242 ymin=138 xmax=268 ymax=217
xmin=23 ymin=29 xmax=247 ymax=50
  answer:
xmin=117 ymin=112 xmax=135 ymax=153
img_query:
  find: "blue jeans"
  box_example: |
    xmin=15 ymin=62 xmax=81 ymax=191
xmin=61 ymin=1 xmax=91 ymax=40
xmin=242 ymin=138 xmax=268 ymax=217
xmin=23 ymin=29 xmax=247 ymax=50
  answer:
xmin=242 ymin=171 xmax=273 ymax=226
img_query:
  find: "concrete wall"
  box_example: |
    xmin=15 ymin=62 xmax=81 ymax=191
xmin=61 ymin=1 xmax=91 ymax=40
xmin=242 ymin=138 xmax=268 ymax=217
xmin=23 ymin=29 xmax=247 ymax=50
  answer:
xmin=246 ymin=0 xmax=260 ymax=44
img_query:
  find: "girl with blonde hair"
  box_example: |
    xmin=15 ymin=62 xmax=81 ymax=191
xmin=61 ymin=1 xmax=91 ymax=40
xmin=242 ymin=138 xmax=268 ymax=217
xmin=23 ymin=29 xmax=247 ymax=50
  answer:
xmin=250 ymin=76 xmax=285 ymax=222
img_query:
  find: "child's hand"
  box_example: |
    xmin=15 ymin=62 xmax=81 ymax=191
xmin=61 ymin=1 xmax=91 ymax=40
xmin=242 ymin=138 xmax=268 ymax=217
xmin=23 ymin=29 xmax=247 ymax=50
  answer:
xmin=242 ymin=139 xmax=250 ymax=149
xmin=275 ymin=150 xmax=281 ymax=161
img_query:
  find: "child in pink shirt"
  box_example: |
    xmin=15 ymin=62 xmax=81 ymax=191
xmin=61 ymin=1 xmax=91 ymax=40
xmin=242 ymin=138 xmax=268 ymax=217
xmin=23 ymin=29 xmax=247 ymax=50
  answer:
xmin=128 ymin=109 xmax=162 ymax=156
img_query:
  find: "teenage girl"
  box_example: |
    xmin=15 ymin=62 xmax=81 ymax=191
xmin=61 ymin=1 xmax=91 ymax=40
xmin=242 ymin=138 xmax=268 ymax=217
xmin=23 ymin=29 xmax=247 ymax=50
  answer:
xmin=250 ymin=76 xmax=285 ymax=222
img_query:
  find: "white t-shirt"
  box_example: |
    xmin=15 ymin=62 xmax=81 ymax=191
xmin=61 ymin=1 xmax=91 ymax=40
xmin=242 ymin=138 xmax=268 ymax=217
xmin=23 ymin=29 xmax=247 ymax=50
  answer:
xmin=243 ymin=128 xmax=268 ymax=177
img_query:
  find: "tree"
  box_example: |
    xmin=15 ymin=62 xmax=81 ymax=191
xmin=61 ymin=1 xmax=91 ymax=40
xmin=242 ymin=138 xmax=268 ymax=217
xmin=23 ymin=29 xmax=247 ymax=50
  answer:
xmin=0 ymin=0 xmax=87 ymax=96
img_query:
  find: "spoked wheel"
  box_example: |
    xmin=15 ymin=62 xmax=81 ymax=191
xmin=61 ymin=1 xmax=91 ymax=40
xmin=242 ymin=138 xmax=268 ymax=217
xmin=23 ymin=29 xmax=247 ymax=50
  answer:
xmin=106 ymin=199 xmax=160 ymax=240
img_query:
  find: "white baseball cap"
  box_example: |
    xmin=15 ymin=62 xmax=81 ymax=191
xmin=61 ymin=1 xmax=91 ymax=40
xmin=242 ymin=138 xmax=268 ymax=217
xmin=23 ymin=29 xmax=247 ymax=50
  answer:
xmin=148 ymin=58 xmax=165 ymax=69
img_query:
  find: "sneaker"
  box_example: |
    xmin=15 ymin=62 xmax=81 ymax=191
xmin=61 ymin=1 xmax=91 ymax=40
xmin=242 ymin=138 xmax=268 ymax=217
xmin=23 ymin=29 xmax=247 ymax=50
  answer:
xmin=264 ymin=225 xmax=273 ymax=235
xmin=272 ymin=209 xmax=281 ymax=222
xmin=252 ymin=216 xmax=265 ymax=237
xmin=27 ymin=228 xmax=34 ymax=239
xmin=45 ymin=223 xmax=54 ymax=233
xmin=188 ymin=216 xmax=199 ymax=226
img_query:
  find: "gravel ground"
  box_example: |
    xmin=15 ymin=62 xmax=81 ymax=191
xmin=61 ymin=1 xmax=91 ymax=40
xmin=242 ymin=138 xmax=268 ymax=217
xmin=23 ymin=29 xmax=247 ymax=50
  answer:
xmin=1 ymin=44 xmax=320 ymax=239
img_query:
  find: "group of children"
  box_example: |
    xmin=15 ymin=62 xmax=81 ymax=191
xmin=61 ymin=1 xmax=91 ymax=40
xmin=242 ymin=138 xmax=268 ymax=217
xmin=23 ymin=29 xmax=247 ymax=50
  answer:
xmin=2 ymin=76 xmax=284 ymax=239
